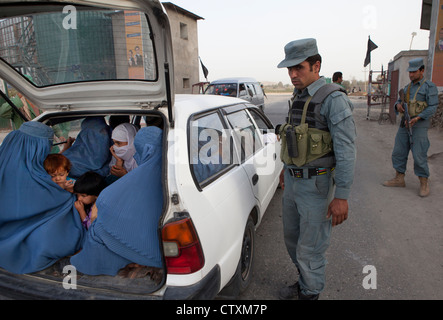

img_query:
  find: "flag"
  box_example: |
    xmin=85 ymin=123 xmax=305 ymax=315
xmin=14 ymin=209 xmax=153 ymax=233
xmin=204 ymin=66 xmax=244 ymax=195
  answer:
xmin=199 ymin=57 xmax=209 ymax=81
xmin=364 ymin=37 xmax=378 ymax=67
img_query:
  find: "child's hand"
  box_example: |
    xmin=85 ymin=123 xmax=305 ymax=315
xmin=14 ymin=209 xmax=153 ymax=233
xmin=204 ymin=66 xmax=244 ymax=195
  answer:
xmin=74 ymin=200 xmax=87 ymax=221
xmin=90 ymin=203 xmax=98 ymax=223
xmin=64 ymin=180 xmax=75 ymax=193
xmin=74 ymin=199 xmax=83 ymax=211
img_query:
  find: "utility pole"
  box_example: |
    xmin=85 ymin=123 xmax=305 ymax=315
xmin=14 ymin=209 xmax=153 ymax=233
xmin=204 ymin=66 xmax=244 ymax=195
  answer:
xmin=410 ymin=32 xmax=417 ymax=50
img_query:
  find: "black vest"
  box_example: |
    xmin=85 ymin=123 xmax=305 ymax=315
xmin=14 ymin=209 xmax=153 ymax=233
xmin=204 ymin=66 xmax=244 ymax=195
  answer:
xmin=288 ymin=84 xmax=346 ymax=168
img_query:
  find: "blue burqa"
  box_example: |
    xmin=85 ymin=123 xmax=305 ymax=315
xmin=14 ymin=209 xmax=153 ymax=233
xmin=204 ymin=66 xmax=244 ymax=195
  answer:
xmin=63 ymin=117 xmax=112 ymax=178
xmin=0 ymin=122 xmax=85 ymax=274
xmin=70 ymin=126 xmax=164 ymax=275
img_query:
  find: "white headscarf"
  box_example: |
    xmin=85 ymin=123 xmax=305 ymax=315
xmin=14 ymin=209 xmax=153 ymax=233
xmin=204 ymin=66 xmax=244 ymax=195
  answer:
xmin=110 ymin=123 xmax=138 ymax=172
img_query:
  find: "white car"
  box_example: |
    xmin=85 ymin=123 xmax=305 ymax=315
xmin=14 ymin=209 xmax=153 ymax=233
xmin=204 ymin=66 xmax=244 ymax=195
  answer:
xmin=0 ymin=0 xmax=282 ymax=299
xmin=204 ymin=77 xmax=266 ymax=111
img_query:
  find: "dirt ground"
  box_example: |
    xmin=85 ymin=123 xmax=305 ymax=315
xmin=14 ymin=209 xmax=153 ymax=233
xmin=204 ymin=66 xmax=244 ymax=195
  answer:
xmin=241 ymin=95 xmax=443 ymax=300
xmin=326 ymin=99 xmax=443 ymax=300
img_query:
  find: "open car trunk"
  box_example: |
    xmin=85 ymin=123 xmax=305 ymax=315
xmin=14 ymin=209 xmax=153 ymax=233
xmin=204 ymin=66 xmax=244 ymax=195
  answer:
xmin=0 ymin=0 xmax=174 ymax=298
xmin=0 ymin=111 xmax=169 ymax=299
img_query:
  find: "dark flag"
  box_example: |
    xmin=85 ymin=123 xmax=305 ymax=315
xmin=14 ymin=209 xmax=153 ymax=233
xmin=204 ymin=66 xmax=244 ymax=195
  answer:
xmin=364 ymin=37 xmax=378 ymax=67
xmin=199 ymin=57 xmax=209 ymax=81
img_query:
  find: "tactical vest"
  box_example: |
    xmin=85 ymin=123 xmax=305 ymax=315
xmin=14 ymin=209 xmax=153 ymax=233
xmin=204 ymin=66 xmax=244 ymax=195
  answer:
xmin=279 ymin=84 xmax=346 ymax=168
xmin=405 ymin=81 xmax=428 ymax=117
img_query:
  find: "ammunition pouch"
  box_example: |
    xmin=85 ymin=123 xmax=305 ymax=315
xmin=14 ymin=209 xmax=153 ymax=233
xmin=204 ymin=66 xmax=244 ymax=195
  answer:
xmin=280 ymin=124 xmax=332 ymax=167
xmin=405 ymin=81 xmax=428 ymax=117
xmin=408 ymin=100 xmax=427 ymax=117
xmin=279 ymin=83 xmax=344 ymax=167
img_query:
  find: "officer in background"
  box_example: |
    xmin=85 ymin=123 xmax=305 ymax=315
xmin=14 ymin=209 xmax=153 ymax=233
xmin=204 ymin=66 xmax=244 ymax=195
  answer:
xmin=277 ymin=39 xmax=357 ymax=300
xmin=332 ymin=71 xmax=343 ymax=86
xmin=383 ymin=58 xmax=438 ymax=197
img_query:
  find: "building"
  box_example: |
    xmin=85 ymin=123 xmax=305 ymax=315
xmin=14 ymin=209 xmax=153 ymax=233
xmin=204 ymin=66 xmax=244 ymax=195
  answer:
xmin=384 ymin=1 xmax=441 ymax=121
xmin=162 ymin=2 xmax=204 ymax=94
xmin=389 ymin=50 xmax=428 ymax=93
xmin=421 ymin=0 xmax=443 ymax=90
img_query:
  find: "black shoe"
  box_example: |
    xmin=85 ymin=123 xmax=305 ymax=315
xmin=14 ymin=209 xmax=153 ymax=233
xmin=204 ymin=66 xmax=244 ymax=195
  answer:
xmin=278 ymin=282 xmax=299 ymax=300
xmin=298 ymin=291 xmax=319 ymax=300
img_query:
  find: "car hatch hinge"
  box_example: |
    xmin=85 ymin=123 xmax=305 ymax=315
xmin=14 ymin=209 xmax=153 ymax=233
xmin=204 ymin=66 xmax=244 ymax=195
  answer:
xmin=137 ymin=102 xmax=155 ymax=110
xmin=57 ymin=104 xmax=71 ymax=111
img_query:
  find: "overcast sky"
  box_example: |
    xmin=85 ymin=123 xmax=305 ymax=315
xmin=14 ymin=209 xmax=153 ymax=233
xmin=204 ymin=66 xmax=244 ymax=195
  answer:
xmin=172 ymin=0 xmax=430 ymax=84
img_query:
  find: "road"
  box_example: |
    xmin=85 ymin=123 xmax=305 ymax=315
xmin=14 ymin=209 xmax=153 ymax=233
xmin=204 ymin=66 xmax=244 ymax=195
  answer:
xmin=239 ymin=93 xmax=443 ymax=300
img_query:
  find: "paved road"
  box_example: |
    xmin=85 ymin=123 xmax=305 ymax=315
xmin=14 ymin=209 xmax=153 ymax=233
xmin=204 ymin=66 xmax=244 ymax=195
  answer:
xmin=239 ymin=94 xmax=443 ymax=300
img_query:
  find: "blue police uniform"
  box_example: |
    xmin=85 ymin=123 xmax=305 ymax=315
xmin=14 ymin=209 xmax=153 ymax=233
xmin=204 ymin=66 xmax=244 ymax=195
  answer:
xmin=278 ymin=39 xmax=357 ymax=299
xmin=392 ymin=76 xmax=438 ymax=178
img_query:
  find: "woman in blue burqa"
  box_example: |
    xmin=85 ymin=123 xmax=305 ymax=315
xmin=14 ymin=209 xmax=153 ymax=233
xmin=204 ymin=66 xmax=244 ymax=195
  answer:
xmin=70 ymin=126 xmax=164 ymax=275
xmin=63 ymin=117 xmax=112 ymax=178
xmin=0 ymin=122 xmax=85 ymax=274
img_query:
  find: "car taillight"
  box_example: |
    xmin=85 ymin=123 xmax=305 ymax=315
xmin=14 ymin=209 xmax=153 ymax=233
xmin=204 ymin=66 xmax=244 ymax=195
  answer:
xmin=162 ymin=217 xmax=204 ymax=274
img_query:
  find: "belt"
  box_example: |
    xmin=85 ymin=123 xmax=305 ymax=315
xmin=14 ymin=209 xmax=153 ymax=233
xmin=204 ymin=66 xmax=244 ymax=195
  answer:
xmin=287 ymin=167 xmax=334 ymax=179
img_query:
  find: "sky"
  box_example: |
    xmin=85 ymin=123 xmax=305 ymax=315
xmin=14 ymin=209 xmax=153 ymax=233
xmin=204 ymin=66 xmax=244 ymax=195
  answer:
xmin=171 ymin=0 xmax=430 ymax=84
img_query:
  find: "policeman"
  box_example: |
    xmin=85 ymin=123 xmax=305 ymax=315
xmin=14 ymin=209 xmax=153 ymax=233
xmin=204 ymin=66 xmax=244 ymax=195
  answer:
xmin=383 ymin=58 xmax=438 ymax=197
xmin=277 ymin=39 xmax=357 ymax=300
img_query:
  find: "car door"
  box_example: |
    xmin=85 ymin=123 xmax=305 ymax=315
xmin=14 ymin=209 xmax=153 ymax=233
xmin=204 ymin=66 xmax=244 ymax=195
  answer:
xmin=225 ymin=106 xmax=281 ymax=216
xmin=253 ymin=83 xmax=265 ymax=109
xmin=238 ymin=83 xmax=252 ymax=103
xmin=184 ymin=108 xmax=257 ymax=288
xmin=246 ymin=83 xmax=258 ymax=106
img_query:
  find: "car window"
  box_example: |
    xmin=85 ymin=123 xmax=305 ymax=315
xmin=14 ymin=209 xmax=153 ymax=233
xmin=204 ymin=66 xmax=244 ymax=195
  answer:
xmin=204 ymin=83 xmax=237 ymax=97
xmin=0 ymin=7 xmax=157 ymax=87
xmin=239 ymin=84 xmax=248 ymax=97
xmin=189 ymin=112 xmax=234 ymax=187
xmin=247 ymin=83 xmax=256 ymax=96
xmin=247 ymin=108 xmax=278 ymax=146
xmin=253 ymin=83 xmax=263 ymax=95
xmin=0 ymin=83 xmax=44 ymax=143
xmin=226 ymin=109 xmax=262 ymax=162
xmin=248 ymin=108 xmax=272 ymax=132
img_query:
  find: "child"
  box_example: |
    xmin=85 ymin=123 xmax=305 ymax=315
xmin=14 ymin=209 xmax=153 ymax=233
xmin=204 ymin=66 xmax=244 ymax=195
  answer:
xmin=73 ymin=171 xmax=107 ymax=230
xmin=44 ymin=154 xmax=75 ymax=193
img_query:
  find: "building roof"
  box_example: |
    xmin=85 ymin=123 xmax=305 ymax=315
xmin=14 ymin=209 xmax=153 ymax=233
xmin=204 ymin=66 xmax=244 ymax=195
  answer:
xmin=420 ymin=0 xmax=432 ymax=30
xmin=162 ymin=2 xmax=204 ymax=21
xmin=393 ymin=50 xmax=428 ymax=61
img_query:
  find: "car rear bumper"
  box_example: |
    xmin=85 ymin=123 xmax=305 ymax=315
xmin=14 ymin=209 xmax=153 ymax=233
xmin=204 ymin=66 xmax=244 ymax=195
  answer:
xmin=0 ymin=265 xmax=220 ymax=300
xmin=163 ymin=265 xmax=220 ymax=300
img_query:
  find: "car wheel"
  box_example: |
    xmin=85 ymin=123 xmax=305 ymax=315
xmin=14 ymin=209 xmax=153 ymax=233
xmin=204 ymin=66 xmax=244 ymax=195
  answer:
xmin=239 ymin=217 xmax=255 ymax=289
xmin=218 ymin=216 xmax=255 ymax=298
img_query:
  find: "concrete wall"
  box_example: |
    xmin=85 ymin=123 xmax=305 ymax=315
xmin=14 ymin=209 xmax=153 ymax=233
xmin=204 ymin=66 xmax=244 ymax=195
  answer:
xmin=164 ymin=4 xmax=201 ymax=94
xmin=390 ymin=50 xmax=428 ymax=89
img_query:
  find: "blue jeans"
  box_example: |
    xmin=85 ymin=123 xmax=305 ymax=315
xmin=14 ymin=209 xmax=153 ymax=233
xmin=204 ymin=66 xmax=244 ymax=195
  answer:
xmin=282 ymin=167 xmax=335 ymax=296
xmin=392 ymin=125 xmax=430 ymax=178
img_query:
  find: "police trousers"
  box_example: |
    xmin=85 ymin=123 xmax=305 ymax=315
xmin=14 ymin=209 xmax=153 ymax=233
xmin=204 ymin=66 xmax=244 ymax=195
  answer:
xmin=392 ymin=125 xmax=430 ymax=178
xmin=282 ymin=167 xmax=335 ymax=296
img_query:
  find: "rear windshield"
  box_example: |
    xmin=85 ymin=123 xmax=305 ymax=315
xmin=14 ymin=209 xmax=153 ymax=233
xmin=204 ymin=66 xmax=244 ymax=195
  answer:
xmin=0 ymin=6 xmax=157 ymax=87
xmin=205 ymin=83 xmax=238 ymax=97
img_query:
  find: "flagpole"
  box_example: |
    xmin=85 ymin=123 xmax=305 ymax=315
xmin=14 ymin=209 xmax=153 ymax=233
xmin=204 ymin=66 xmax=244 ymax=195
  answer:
xmin=368 ymin=36 xmax=371 ymax=98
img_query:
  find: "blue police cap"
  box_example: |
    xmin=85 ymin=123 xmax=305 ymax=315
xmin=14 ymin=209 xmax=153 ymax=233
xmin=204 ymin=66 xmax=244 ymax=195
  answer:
xmin=407 ymin=58 xmax=424 ymax=72
xmin=277 ymin=38 xmax=318 ymax=68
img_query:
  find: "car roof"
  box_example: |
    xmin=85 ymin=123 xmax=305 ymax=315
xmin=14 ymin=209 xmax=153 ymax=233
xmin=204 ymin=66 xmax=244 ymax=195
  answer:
xmin=174 ymin=94 xmax=247 ymax=115
xmin=209 ymin=77 xmax=259 ymax=84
